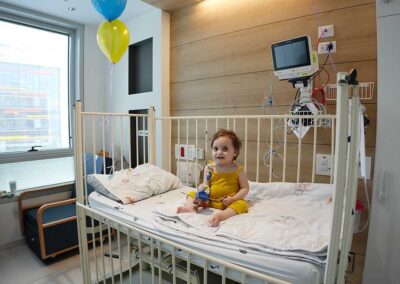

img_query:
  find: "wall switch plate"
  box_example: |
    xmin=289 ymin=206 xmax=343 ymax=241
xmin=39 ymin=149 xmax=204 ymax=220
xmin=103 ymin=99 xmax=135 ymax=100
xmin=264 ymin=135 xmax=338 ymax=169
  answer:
xmin=318 ymin=24 xmax=334 ymax=38
xmin=318 ymin=41 xmax=336 ymax=54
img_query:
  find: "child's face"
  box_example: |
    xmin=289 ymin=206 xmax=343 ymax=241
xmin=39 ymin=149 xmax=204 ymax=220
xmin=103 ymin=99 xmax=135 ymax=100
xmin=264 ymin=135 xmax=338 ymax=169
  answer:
xmin=212 ymin=136 xmax=237 ymax=166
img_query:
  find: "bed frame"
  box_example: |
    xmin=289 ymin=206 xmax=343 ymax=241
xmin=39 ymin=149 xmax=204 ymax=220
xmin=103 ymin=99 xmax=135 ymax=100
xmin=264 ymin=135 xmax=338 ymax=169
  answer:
xmin=74 ymin=72 xmax=361 ymax=283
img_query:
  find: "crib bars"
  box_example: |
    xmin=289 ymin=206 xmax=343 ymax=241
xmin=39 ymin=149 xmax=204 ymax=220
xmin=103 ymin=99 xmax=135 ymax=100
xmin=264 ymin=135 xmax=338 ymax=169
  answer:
xmin=74 ymin=72 xmax=360 ymax=284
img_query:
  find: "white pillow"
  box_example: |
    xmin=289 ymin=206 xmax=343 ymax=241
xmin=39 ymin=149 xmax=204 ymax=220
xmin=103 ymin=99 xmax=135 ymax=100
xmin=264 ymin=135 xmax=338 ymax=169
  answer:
xmin=88 ymin=163 xmax=182 ymax=204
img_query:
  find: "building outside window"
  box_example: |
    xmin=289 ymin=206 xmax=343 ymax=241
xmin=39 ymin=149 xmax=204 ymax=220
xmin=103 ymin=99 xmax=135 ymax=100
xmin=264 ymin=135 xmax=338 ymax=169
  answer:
xmin=0 ymin=20 xmax=70 ymax=154
xmin=0 ymin=5 xmax=83 ymax=190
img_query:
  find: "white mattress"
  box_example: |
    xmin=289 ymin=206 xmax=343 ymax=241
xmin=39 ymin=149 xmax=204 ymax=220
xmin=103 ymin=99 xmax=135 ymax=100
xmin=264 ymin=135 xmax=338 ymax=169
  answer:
xmin=88 ymin=187 xmax=324 ymax=284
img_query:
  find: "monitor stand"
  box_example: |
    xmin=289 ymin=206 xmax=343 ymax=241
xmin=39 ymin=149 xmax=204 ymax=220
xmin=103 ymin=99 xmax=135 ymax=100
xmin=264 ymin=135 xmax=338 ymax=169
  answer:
xmin=288 ymin=76 xmax=312 ymax=101
xmin=287 ymin=76 xmax=318 ymax=139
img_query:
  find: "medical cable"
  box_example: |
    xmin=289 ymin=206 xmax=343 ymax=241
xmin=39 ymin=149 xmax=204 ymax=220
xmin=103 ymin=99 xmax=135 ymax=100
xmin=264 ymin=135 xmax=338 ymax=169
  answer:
xmin=262 ymin=72 xmax=276 ymax=114
xmin=308 ymin=53 xmax=330 ymax=85
xmin=261 ymin=72 xmax=286 ymax=177
xmin=355 ymin=178 xmax=370 ymax=233
xmin=263 ymin=149 xmax=284 ymax=179
xmin=328 ymin=52 xmax=337 ymax=72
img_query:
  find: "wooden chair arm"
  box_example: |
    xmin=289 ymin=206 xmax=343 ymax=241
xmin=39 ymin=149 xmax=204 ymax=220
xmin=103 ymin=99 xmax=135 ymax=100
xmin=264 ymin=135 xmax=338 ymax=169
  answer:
xmin=35 ymin=197 xmax=77 ymax=260
xmin=18 ymin=187 xmax=58 ymax=211
xmin=37 ymin=198 xmax=77 ymax=228
xmin=18 ymin=182 xmax=74 ymax=203
xmin=18 ymin=182 xmax=74 ymax=235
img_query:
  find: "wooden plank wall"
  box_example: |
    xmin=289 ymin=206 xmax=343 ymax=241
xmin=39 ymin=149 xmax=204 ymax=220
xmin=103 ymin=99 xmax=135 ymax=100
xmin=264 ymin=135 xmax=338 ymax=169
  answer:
xmin=169 ymin=1 xmax=376 ymax=282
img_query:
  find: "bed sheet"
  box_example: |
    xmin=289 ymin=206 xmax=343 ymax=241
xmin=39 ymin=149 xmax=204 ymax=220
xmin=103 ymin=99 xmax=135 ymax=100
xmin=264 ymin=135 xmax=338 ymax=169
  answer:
xmin=153 ymin=181 xmax=332 ymax=264
xmin=88 ymin=186 xmax=324 ymax=284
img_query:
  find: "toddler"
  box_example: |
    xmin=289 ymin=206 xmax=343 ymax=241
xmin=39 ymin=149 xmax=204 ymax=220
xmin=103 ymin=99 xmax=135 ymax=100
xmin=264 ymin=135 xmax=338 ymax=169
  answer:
xmin=177 ymin=129 xmax=249 ymax=226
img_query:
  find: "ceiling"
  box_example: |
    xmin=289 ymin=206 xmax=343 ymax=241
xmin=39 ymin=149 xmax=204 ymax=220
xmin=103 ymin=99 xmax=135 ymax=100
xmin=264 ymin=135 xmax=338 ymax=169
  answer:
xmin=0 ymin=0 xmax=155 ymax=26
xmin=141 ymin=0 xmax=203 ymax=12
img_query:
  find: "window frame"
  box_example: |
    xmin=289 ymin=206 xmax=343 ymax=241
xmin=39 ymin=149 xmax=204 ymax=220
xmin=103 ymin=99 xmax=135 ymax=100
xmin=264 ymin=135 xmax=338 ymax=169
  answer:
xmin=0 ymin=4 xmax=83 ymax=164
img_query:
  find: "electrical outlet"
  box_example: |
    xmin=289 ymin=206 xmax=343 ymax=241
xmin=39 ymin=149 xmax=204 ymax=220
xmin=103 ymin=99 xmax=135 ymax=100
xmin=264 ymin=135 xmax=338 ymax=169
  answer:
xmin=318 ymin=41 xmax=336 ymax=54
xmin=316 ymin=154 xmax=333 ymax=176
xmin=318 ymin=24 xmax=334 ymax=38
xmin=347 ymin=252 xmax=356 ymax=274
xmin=358 ymin=156 xmax=372 ymax=180
xmin=321 ymin=118 xmax=332 ymax=128
xmin=316 ymin=153 xmax=372 ymax=180
xmin=174 ymin=144 xmax=204 ymax=160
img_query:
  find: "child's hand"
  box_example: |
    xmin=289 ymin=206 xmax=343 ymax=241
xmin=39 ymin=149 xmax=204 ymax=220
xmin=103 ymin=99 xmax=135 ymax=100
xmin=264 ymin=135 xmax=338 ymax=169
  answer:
xmin=209 ymin=212 xmax=222 ymax=227
xmin=197 ymin=183 xmax=205 ymax=192
xmin=222 ymin=196 xmax=234 ymax=207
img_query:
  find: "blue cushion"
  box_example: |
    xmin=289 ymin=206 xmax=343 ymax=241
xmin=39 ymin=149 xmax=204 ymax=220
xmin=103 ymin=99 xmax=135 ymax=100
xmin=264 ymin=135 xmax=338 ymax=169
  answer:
xmin=23 ymin=189 xmax=106 ymax=260
xmin=86 ymin=153 xmax=104 ymax=175
xmin=85 ymin=154 xmax=113 ymax=174
xmin=25 ymin=203 xmax=76 ymax=226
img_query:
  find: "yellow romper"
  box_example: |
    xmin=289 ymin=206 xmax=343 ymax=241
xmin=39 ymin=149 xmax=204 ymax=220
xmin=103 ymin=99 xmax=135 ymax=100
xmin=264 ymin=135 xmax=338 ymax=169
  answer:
xmin=188 ymin=162 xmax=248 ymax=214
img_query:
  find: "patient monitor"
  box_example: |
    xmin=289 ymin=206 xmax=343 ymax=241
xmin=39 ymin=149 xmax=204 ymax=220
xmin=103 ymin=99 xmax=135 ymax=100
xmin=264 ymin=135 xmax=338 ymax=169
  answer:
xmin=271 ymin=35 xmax=319 ymax=98
xmin=271 ymin=36 xmax=320 ymax=138
xmin=271 ymin=35 xmax=318 ymax=81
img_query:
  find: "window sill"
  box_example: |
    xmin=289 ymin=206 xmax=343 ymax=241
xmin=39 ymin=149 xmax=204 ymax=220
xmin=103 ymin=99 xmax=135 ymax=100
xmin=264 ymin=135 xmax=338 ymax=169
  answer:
xmin=0 ymin=157 xmax=75 ymax=194
xmin=0 ymin=181 xmax=74 ymax=205
xmin=0 ymin=149 xmax=73 ymax=164
xmin=0 ymin=193 xmax=17 ymax=205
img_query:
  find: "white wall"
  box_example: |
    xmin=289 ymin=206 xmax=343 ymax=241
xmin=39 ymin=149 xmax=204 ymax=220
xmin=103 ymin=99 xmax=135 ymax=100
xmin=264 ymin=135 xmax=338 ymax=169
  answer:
xmin=0 ymin=202 xmax=20 ymax=248
xmin=104 ymin=9 xmax=170 ymax=168
xmin=363 ymin=1 xmax=400 ymax=282
xmin=83 ymin=25 xmax=106 ymax=112
xmin=82 ymin=25 xmax=106 ymax=153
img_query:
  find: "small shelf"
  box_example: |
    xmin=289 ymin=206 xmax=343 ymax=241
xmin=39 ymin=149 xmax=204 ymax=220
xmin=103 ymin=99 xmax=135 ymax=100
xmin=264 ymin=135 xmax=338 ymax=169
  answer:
xmin=325 ymin=82 xmax=374 ymax=101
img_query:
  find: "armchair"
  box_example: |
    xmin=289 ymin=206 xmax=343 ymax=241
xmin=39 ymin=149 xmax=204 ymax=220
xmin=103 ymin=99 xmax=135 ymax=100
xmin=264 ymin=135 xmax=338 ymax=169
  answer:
xmin=18 ymin=154 xmax=112 ymax=260
xmin=18 ymin=183 xmax=78 ymax=259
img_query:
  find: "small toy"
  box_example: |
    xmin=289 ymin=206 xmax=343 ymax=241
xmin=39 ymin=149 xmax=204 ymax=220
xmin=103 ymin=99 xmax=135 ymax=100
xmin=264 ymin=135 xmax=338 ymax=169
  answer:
xmin=193 ymin=184 xmax=210 ymax=208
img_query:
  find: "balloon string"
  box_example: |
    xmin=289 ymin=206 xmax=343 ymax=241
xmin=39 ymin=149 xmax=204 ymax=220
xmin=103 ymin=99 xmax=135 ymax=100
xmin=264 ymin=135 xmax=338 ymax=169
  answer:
xmin=108 ymin=61 xmax=113 ymax=104
xmin=106 ymin=62 xmax=113 ymax=128
xmin=100 ymin=62 xmax=113 ymax=130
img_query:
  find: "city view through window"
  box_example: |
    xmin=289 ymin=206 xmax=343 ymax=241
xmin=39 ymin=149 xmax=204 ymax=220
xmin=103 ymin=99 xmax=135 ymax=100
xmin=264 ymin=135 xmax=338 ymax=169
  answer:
xmin=0 ymin=20 xmax=70 ymax=153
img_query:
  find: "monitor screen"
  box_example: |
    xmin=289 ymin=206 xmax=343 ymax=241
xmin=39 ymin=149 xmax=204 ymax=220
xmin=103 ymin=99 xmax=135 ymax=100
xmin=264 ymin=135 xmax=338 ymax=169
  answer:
xmin=271 ymin=36 xmax=311 ymax=71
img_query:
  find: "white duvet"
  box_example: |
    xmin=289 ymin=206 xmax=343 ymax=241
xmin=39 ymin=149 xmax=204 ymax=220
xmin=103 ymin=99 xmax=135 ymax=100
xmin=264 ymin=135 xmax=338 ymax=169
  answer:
xmin=153 ymin=182 xmax=334 ymax=264
xmin=87 ymin=163 xmax=182 ymax=204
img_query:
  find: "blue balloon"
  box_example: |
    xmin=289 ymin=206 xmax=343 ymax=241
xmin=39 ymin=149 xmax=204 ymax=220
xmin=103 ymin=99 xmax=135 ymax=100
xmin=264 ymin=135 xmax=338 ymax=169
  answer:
xmin=91 ymin=0 xmax=127 ymax=21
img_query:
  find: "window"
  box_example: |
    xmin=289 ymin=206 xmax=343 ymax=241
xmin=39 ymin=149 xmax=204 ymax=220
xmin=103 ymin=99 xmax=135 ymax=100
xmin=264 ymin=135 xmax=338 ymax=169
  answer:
xmin=0 ymin=6 xmax=83 ymax=163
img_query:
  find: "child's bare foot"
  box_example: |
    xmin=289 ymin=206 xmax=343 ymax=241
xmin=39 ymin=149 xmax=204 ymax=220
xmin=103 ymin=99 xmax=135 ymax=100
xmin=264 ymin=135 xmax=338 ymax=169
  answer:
xmin=209 ymin=212 xmax=222 ymax=227
xmin=177 ymin=204 xmax=196 ymax=213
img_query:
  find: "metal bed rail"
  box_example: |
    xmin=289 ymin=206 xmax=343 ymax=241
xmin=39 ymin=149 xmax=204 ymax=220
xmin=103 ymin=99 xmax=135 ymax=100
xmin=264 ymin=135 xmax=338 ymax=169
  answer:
xmin=76 ymin=109 xmax=336 ymax=189
xmin=73 ymin=71 xmax=360 ymax=283
xmin=77 ymin=203 xmax=290 ymax=284
xmin=157 ymin=113 xmax=336 ymax=187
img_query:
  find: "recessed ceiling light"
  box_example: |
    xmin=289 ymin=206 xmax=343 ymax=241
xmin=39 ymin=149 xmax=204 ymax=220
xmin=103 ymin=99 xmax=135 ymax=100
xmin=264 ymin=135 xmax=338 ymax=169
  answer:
xmin=67 ymin=7 xmax=76 ymax=11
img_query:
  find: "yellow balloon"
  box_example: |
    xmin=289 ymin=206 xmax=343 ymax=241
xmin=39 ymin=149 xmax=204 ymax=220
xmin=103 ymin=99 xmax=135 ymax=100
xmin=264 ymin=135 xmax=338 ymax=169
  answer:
xmin=97 ymin=19 xmax=130 ymax=64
